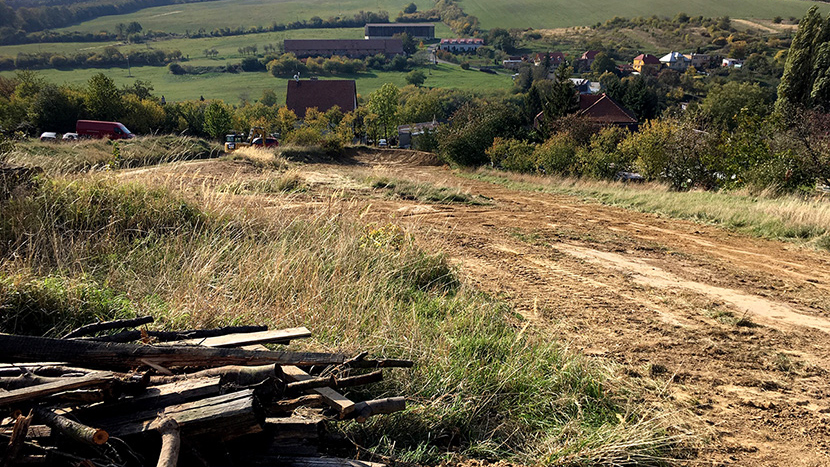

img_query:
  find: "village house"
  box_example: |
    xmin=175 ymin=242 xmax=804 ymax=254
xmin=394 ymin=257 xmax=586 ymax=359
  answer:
xmin=659 ymin=51 xmax=691 ymax=71
xmin=502 ymin=55 xmax=527 ymax=70
xmin=722 ymin=57 xmax=744 ymax=68
xmin=632 ymin=53 xmax=660 ymax=73
xmin=534 ymin=52 xmax=565 ymax=67
xmin=684 ymin=53 xmax=711 ymax=69
xmin=580 ymin=50 xmax=600 ymax=66
xmin=397 ymin=120 xmax=439 ymax=149
xmin=285 ymin=79 xmax=357 ymax=119
xmin=570 ymin=78 xmax=601 ymax=94
xmin=439 ymin=38 xmax=484 ymax=53
xmin=364 ymin=23 xmax=434 ymax=39
xmin=284 ymin=39 xmax=404 ymax=58
xmin=533 ymin=93 xmax=638 ymax=131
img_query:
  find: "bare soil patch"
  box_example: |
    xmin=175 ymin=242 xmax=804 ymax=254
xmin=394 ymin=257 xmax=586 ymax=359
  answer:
xmin=127 ymin=150 xmax=830 ymax=466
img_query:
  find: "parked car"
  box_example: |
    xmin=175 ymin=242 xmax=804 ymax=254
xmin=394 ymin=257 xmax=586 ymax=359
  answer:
xmin=378 ymin=139 xmax=388 ymax=148
xmin=76 ymin=120 xmax=134 ymax=140
xmin=39 ymin=132 xmax=57 ymax=142
xmin=62 ymin=132 xmax=79 ymax=141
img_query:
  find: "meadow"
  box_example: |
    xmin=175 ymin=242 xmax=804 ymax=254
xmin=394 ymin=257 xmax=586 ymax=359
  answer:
xmin=0 ymin=61 xmax=512 ymax=104
xmin=48 ymin=0 xmax=830 ymax=33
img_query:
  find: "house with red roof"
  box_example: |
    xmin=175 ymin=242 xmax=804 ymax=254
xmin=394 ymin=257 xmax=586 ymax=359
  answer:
xmin=632 ymin=53 xmax=660 ymax=73
xmin=286 ymin=79 xmax=357 ymax=119
xmin=534 ymin=52 xmax=565 ymax=67
xmin=533 ymin=93 xmax=637 ymax=131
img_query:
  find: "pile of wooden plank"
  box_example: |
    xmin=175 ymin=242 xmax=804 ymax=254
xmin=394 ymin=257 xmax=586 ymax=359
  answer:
xmin=0 ymin=317 xmax=412 ymax=467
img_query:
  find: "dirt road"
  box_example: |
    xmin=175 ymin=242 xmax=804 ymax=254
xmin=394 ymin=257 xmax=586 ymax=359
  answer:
xmin=128 ymin=151 xmax=830 ymax=466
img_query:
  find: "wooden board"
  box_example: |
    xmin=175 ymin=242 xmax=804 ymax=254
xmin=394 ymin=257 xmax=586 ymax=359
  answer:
xmin=173 ymin=327 xmax=312 ymax=348
xmin=0 ymin=372 xmax=113 ymax=407
xmin=0 ymin=334 xmax=346 ymax=371
xmin=281 ymin=366 xmax=356 ymax=418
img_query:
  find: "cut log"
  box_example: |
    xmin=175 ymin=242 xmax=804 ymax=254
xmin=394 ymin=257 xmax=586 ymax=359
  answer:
xmin=0 ymin=334 xmax=346 ymax=371
xmin=0 ymin=373 xmax=114 ymax=408
xmin=0 ymin=375 xmax=81 ymax=391
xmin=149 ymin=365 xmax=280 ymax=387
xmin=33 ymin=408 xmax=108 ymax=446
xmin=170 ymin=328 xmax=311 ymax=348
xmin=151 ymin=417 xmax=180 ymax=467
xmin=1 ymin=411 xmax=32 ymax=467
xmin=84 ymin=326 xmax=268 ymax=344
xmin=63 ymin=316 xmax=154 ymax=339
xmin=348 ymin=397 xmax=406 ymax=423
xmin=99 ymin=389 xmax=262 ymax=440
xmin=286 ymin=370 xmax=383 ymax=393
xmin=0 ymin=425 xmax=50 ymax=439
xmin=281 ymin=366 xmax=355 ymax=419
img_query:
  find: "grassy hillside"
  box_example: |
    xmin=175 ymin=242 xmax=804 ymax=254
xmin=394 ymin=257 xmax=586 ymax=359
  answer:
xmin=49 ymin=0 xmax=830 ymax=33
xmin=0 ymin=62 xmax=511 ymax=103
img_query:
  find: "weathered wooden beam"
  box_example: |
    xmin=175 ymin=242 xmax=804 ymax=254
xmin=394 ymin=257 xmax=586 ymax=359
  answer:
xmin=78 ymin=378 xmax=222 ymax=421
xmin=281 ymin=366 xmax=355 ymax=419
xmin=149 ymin=365 xmax=280 ymax=386
xmin=0 ymin=334 xmax=346 ymax=371
xmin=99 ymin=389 xmax=262 ymax=440
xmin=266 ymin=395 xmax=325 ymax=416
xmin=63 ymin=316 xmax=154 ymax=339
xmin=171 ymin=327 xmax=311 ymax=348
xmin=84 ymin=326 xmax=268 ymax=343
xmin=348 ymin=397 xmax=406 ymax=423
xmin=0 ymin=373 xmax=114 ymax=408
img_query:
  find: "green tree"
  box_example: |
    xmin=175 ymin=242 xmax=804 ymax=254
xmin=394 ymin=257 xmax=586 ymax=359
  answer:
xmin=203 ymin=101 xmax=233 ymax=140
xmin=368 ymin=83 xmax=401 ymax=141
xmin=776 ymin=6 xmax=823 ymax=113
xmin=487 ymin=28 xmax=516 ymax=53
xmin=590 ymin=52 xmax=616 ymax=75
xmin=701 ymin=81 xmax=772 ymax=130
xmin=403 ymin=2 xmax=417 ymax=14
xmin=260 ymin=89 xmax=278 ymax=107
xmin=396 ymin=32 xmax=417 ymax=55
xmin=406 ymin=69 xmax=426 ymax=87
xmin=30 ymin=85 xmax=83 ymax=133
xmin=85 ymin=73 xmax=122 ymax=121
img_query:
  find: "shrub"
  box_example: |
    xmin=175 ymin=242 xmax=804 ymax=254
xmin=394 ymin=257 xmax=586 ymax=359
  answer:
xmin=460 ymin=61 xmax=471 ymax=70
xmin=578 ymin=126 xmax=633 ymax=179
xmin=437 ymin=101 xmax=523 ymax=166
xmin=534 ymin=132 xmax=579 ymax=176
xmin=486 ymin=137 xmax=536 ymax=172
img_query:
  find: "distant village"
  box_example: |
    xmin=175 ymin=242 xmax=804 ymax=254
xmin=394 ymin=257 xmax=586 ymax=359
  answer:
xmin=282 ymin=21 xmax=746 ymax=147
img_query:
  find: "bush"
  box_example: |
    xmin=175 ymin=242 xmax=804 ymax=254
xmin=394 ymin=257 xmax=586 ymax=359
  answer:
xmin=534 ymin=133 xmax=579 ymax=176
xmin=486 ymin=137 xmax=535 ymax=172
xmin=578 ymin=126 xmax=633 ymax=179
xmin=437 ymin=101 xmax=523 ymax=166
xmin=460 ymin=61 xmax=471 ymax=70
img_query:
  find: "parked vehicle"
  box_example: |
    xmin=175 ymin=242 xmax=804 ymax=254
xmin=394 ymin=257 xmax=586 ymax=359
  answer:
xmin=224 ymin=127 xmax=277 ymax=152
xmin=39 ymin=132 xmax=57 ymax=141
xmin=378 ymin=138 xmax=388 ymax=148
xmin=76 ymin=120 xmax=134 ymax=140
xmin=62 ymin=132 xmax=79 ymax=141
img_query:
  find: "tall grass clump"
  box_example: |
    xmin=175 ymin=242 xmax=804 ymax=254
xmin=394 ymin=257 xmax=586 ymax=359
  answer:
xmin=4 ymin=135 xmax=221 ymax=174
xmin=368 ymin=176 xmax=488 ymax=205
xmin=0 ymin=173 xmax=694 ymax=464
xmin=466 ymin=169 xmax=830 ymax=250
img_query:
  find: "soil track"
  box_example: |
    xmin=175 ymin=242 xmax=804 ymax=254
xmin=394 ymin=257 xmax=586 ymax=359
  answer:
xmin=125 ymin=150 xmax=830 ymax=466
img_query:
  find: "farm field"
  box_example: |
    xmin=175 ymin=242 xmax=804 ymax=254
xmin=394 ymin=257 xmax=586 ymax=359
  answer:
xmin=107 ymin=149 xmax=830 ymax=466
xmin=0 ymin=62 xmax=512 ymax=103
xmin=49 ymin=0 xmax=830 ymax=33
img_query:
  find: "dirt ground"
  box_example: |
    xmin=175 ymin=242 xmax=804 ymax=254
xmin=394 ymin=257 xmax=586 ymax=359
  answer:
xmin=123 ymin=150 xmax=830 ymax=466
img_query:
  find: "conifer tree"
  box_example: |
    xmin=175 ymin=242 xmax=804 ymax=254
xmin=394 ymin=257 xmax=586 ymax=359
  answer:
xmin=776 ymin=7 xmax=823 ymax=113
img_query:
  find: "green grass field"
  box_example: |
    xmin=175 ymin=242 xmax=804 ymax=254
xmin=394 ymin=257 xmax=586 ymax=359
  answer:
xmin=49 ymin=0 xmax=830 ymax=33
xmin=0 ymin=62 xmax=512 ymax=103
xmin=53 ymin=0 xmax=434 ymax=34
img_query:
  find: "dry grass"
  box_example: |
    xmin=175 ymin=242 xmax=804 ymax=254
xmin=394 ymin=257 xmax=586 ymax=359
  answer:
xmin=467 ymin=169 xmax=830 ymax=250
xmin=0 ymin=162 xmax=698 ymax=465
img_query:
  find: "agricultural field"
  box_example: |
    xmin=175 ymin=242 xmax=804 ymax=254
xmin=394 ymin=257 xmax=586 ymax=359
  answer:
xmin=0 ymin=62 xmax=512 ymax=104
xmin=48 ymin=0 xmax=830 ymax=33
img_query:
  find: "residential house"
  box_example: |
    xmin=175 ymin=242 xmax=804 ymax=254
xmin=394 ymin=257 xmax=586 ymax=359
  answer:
xmin=284 ymin=39 xmax=404 ymax=58
xmin=581 ymin=50 xmax=600 ymax=66
xmin=502 ymin=55 xmax=527 ymax=70
xmin=533 ymin=93 xmax=637 ymax=131
xmin=578 ymin=93 xmax=638 ymax=130
xmin=439 ymin=38 xmax=484 ymax=53
xmin=364 ymin=23 xmax=434 ymax=39
xmin=722 ymin=58 xmax=744 ymax=68
xmin=684 ymin=53 xmax=710 ymax=69
xmin=569 ymin=78 xmax=601 ymax=94
xmin=286 ymin=79 xmax=357 ymax=119
xmin=660 ymin=51 xmax=691 ymax=71
xmin=534 ymin=52 xmax=565 ymax=67
xmin=632 ymin=53 xmax=660 ymax=73
xmin=398 ymin=120 xmax=439 ymax=149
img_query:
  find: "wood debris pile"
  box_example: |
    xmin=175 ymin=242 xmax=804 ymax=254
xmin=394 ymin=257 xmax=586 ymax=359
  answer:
xmin=0 ymin=317 xmax=412 ymax=467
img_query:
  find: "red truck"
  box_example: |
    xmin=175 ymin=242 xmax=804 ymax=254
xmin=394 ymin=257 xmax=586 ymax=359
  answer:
xmin=76 ymin=120 xmax=134 ymax=139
